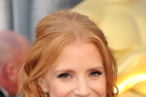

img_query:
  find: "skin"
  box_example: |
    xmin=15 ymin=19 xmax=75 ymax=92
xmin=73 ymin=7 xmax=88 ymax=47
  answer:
xmin=0 ymin=31 xmax=31 ymax=96
xmin=39 ymin=42 xmax=107 ymax=97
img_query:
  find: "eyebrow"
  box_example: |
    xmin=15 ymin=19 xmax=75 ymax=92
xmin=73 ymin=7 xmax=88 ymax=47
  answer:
xmin=87 ymin=67 xmax=105 ymax=72
xmin=88 ymin=66 xmax=104 ymax=70
xmin=54 ymin=70 xmax=75 ymax=75
xmin=54 ymin=65 xmax=104 ymax=73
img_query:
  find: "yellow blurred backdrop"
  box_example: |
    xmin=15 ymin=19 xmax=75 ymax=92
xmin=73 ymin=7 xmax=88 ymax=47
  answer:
xmin=72 ymin=0 xmax=146 ymax=97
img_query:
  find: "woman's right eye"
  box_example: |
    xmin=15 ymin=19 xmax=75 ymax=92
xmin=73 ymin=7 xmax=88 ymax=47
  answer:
xmin=57 ymin=73 xmax=72 ymax=79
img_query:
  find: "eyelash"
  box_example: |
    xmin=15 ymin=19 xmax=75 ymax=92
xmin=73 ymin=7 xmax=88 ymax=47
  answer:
xmin=89 ymin=71 xmax=102 ymax=77
xmin=57 ymin=73 xmax=71 ymax=79
xmin=57 ymin=71 xmax=102 ymax=79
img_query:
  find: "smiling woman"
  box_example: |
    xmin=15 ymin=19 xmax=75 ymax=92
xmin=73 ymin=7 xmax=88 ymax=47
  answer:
xmin=19 ymin=10 xmax=118 ymax=97
xmin=38 ymin=42 xmax=106 ymax=97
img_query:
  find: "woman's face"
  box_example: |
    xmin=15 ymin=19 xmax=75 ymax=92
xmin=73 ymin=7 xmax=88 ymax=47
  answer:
xmin=39 ymin=42 xmax=106 ymax=97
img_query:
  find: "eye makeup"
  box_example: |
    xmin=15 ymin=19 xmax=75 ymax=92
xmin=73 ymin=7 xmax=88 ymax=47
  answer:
xmin=89 ymin=70 xmax=102 ymax=76
xmin=57 ymin=73 xmax=71 ymax=79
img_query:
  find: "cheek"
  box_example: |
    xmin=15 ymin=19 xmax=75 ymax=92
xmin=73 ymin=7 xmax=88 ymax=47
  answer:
xmin=48 ymin=81 xmax=74 ymax=97
xmin=91 ymin=77 xmax=107 ymax=96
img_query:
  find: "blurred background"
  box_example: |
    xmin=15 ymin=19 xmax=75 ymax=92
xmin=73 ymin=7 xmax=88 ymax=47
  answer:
xmin=0 ymin=0 xmax=146 ymax=97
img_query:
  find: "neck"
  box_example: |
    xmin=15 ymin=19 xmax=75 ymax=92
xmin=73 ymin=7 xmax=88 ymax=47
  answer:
xmin=0 ymin=74 xmax=17 ymax=96
xmin=0 ymin=86 xmax=9 ymax=97
xmin=0 ymin=79 xmax=9 ymax=94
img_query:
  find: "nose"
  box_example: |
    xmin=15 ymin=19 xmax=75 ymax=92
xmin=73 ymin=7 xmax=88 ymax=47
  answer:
xmin=74 ymin=78 xmax=91 ymax=97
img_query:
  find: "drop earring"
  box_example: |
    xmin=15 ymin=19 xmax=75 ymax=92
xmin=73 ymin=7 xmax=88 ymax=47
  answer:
xmin=44 ymin=92 xmax=49 ymax=97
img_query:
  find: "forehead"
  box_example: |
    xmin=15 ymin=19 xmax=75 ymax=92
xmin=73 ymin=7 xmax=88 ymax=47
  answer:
xmin=48 ymin=42 xmax=104 ymax=72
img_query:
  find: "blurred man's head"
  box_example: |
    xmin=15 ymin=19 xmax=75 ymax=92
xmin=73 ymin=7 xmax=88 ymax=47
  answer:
xmin=0 ymin=30 xmax=31 ymax=96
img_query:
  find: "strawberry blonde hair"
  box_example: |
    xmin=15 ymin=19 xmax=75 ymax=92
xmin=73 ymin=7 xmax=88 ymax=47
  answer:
xmin=19 ymin=10 xmax=118 ymax=97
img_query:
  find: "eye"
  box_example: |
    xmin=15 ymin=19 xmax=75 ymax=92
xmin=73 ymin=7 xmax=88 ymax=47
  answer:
xmin=57 ymin=73 xmax=72 ymax=79
xmin=89 ymin=71 xmax=102 ymax=77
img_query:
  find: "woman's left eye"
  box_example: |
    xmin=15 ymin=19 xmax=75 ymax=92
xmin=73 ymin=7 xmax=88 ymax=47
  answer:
xmin=57 ymin=73 xmax=72 ymax=79
xmin=89 ymin=71 xmax=102 ymax=77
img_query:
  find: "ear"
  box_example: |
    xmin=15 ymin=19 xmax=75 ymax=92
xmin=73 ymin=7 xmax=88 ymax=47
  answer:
xmin=5 ymin=63 xmax=17 ymax=81
xmin=38 ymin=78 xmax=48 ymax=93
